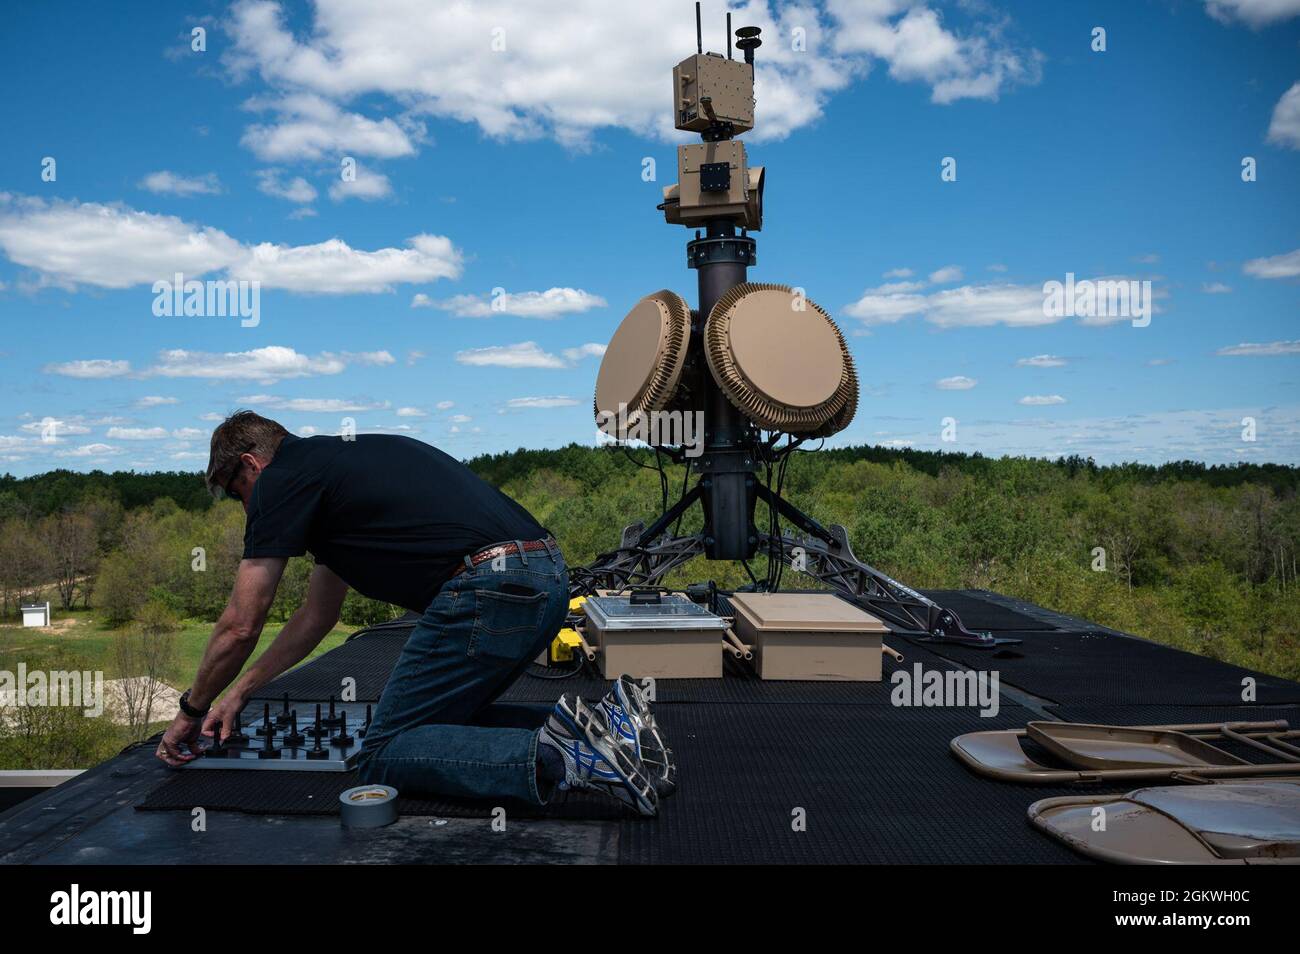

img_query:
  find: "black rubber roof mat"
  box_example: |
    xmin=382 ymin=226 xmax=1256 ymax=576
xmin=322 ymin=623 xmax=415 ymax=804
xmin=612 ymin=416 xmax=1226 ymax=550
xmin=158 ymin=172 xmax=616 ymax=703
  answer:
xmin=912 ymin=629 xmax=1300 ymax=708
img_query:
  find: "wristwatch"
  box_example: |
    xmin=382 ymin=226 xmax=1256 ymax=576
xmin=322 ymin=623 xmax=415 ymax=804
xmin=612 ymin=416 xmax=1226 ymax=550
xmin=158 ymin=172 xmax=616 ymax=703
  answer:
xmin=179 ymin=689 xmax=209 ymax=719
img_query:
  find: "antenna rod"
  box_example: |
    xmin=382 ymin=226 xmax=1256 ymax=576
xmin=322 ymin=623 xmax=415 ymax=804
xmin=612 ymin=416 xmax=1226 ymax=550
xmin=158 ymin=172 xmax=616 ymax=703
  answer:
xmin=696 ymin=2 xmax=702 ymax=54
xmin=727 ymin=12 xmax=732 ymax=59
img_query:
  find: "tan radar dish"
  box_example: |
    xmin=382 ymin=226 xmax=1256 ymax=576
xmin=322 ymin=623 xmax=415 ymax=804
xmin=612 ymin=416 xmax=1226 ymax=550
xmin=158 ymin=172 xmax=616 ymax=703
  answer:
xmin=594 ymin=290 xmax=691 ymax=440
xmin=704 ymin=283 xmax=858 ymax=434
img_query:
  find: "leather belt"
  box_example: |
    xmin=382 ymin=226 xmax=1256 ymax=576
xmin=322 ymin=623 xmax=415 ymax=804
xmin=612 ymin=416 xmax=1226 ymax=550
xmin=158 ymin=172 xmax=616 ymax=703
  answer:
xmin=451 ymin=537 xmax=556 ymax=578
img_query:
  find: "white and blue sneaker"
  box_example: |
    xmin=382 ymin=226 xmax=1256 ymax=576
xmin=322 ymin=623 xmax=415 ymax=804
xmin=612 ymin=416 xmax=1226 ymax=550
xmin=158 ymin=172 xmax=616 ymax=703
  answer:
xmin=600 ymin=674 xmax=677 ymax=798
xmin=537 ymin=694 xmax=658 ymax=817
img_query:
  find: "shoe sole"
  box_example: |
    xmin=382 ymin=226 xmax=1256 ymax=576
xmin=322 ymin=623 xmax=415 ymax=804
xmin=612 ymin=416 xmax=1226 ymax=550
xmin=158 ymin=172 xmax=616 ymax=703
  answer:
xmin=615 ymin=676 xmax=678 ymax=797
xmin=553 ymin=698 xmax=658 ymax=817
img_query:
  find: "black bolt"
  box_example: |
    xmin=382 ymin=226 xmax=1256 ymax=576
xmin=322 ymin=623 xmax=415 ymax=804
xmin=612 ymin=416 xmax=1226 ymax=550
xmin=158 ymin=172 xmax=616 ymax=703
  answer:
xmin=283 ymin=709 xmax=305 ymax=747
xmin=306 ymin=713 xmax=329 ymax=760
xmin=275 ymin=692 xmax=292 ymax=725
xmin=207 ymin=720 xmax=225 ymax=758
xmin=334 ymin=711 xmax=354 ymax=748
xmin=256 ymin=703 xmax=274 ymax=736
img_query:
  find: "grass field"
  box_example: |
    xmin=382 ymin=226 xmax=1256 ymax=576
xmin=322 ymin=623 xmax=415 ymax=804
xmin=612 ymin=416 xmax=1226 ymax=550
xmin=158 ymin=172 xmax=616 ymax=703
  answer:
xmin=0 ymin=609 xmax=353 ymax=688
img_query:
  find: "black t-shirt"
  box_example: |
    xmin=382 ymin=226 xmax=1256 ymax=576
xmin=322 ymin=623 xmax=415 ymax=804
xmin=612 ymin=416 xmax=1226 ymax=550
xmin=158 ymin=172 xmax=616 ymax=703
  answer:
xmin=242 ymin=434 xmax=547 ymax=611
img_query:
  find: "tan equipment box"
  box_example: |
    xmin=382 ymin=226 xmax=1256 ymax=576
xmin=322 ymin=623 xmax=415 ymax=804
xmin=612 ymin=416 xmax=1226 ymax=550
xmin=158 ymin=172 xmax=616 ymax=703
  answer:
xmin=729 ymin=593 xmax=888 ymax=681
xmin=661 ymin=142 xmax=764 ymax=230
xmin=673 ymin=52 xmax=755 ymax=134
xmin=583 ymin=593 xmax=729 ymax=679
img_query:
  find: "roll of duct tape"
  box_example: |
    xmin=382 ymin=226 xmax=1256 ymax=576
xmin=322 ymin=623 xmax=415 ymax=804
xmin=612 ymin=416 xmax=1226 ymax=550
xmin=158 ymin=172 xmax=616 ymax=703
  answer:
xmin=339 ymin=784 xmax=399 ymax=828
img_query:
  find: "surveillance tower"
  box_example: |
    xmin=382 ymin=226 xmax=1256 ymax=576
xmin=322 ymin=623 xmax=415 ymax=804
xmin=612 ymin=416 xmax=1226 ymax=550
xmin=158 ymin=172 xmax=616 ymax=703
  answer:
xmin=580 ymin=3 xmax=1008 ymax=647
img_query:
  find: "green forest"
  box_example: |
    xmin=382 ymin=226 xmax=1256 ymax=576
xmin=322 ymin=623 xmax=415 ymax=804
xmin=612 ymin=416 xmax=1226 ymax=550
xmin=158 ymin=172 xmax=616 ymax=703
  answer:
xmin=1 ymin=443 xmax=1298 ymax=769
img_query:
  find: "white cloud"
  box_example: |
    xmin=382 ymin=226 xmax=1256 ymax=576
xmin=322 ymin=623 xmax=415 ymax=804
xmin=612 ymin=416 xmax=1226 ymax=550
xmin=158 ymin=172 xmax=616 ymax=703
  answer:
xmin=450 ymin=414 xmax=472 ymax=423
xmin=455 ymin=340 xmax=605 ymax=370
xmin=240 ymin=92 xmax=421 ymax=162
xmin=0 ymin=195 xmax=462 ymax=293
xmin=44 ymin=359 xmax=132 ymax=378
xmin=18 ymin=417 xmax=91 ymax=437
xmin=136 ymin=395 xmax=180 ymax=407
xmin=147 ymin=346 xmax=371 ymax=381
xmin=172 ymin=427 xmax=206 ymax=440
xmin=842 ymin=282 xmax=929 ymax=325
xmin=396 ymin=406 xmax=427 ymax=418
xmin=882 ymin=267 xmax=913 ymax=279
xmin=139 ymin=171 xmax=222 ymax=196
xmin=865 ymin=405 xmax=1300 ymax=466
xmin=417 ymin=287 xmax=607 ymax=319
xmin=106 ymin=426 xmax=169 ymax=440
xmin=256 ymin=169 xmax=318 ymax=203
xmin=507 ymin=396 xmax=580 ymax=409
xmin=1268 ymin=82 xmax=1300 ymax=149
xmin=1016 ymin=354 xmax=1066 ymax=368
xmin=328 ymin=164 xmax=393 ymax=202
xmin=455 ymin=342 xmax=567 ymax=369
xmin=1216 ymin=340 xmax=1300 ymax=356
xmin=1204 ymin=0 xmax=1300 ymax=28
xmin=1201 ymin=282 xmax=1232 ymax=294
xmin=238 ymin=394 xmax=391 ymax=412
xmin=220 ymin=0 xmax=872 ymax=147
xmin=0 ymin=195 xmax=243 ymax=289
xmin=829 ymin=0 xmax=1042 ymax=104
xmin=917 ymin=283 xmax=1047 ymax=328
xmin=928 ymin=265 xmax=963 ymax=284
xmin=1244 ymin=247 xmax=1300 ymax=279
xmin=845 ymin=276 xmax=1161 ymax=330
xmin=1018 ymin=394 xmax=1066 ymax=406
xmin=56 ymin=443 xmax=121 ymax=459
xmin=435 ymin=400 xmax=455 ymax=410
xmin=562 ymin=342 xmax=607 ymax=362
xmin=235 ymin=235 xmax=462 ymax=292
xmin=936 ymin=375 xmax=976 ymax=390
xmin=986 ymin=263 xmax=1008 ymax=272
xmin=219 ymin=0 xmax=1037 ymax=151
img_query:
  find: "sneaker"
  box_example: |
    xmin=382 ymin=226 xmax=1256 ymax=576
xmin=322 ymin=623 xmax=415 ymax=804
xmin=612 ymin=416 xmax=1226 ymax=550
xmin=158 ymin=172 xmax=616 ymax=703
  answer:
xmin=600 ymin=674 xmax=677 ymax=797
xmin=537 ymin=694 xmax=658 ymax=817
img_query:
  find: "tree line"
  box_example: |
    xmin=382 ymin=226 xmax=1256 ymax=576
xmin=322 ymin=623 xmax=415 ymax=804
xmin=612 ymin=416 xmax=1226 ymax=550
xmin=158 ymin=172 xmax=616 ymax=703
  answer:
xmin=0 ymin=444 xmax=1296 ymax=678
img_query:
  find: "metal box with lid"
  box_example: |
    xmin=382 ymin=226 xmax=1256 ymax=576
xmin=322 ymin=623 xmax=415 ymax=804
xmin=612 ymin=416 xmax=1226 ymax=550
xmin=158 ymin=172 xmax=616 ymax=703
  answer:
xmin=728 ymin=593 xmax=888 ymax=681
xmin=583 ymin=593 xmax=729 ymax=679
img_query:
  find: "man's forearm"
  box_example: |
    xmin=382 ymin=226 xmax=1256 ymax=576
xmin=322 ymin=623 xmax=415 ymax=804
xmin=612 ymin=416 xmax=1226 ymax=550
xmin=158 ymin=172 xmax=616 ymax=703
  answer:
xmin=225 ymin=607 xmax=335 ymax=702
xmin=189 ymin=621 xmax=264 ymax=710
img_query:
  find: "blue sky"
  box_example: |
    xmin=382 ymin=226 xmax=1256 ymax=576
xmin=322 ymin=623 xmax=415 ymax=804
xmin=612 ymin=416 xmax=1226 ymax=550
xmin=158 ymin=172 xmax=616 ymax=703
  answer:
xmin=0 ymin=0 xmax=1297 ymax=476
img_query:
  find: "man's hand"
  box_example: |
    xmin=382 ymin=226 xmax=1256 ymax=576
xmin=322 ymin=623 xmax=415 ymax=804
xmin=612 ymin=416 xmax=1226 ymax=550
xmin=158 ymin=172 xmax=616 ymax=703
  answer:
xmin=202 ymin=691 xmax=248 ymax=745
xmin=157 ymin=711 xmax=205 ymax=767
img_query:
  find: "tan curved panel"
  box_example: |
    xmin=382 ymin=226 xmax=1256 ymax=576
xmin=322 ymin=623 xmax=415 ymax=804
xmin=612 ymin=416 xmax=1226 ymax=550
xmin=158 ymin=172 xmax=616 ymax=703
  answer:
xmin=594 ymin=291 xmax=691 ymax=438
xmin=705 ymin=282 xmax=857 ymax=435
xmin=726 ymin=288 xmax=842 ymax=407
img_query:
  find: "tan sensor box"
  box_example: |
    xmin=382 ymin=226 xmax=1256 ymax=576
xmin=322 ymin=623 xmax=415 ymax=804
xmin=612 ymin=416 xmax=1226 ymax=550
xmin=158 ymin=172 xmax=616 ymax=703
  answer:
xmin=584 ymin=594 xmax=729 ymax=679
xmin=673 ymin=52 xmax=755 ymax=134
xmin=728 ymin=593 xmax=888 ymax=681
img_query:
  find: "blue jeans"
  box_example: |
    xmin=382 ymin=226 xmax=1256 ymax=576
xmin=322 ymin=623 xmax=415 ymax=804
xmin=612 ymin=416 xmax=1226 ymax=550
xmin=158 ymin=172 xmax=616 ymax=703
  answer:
xmin=356 ymin=542 xmax=569 ymax=805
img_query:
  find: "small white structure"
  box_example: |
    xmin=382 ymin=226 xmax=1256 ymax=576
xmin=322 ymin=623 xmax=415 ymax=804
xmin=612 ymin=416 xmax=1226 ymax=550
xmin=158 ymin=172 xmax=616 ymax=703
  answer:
xmin=21 ymin=602 xmax=51 ymax=628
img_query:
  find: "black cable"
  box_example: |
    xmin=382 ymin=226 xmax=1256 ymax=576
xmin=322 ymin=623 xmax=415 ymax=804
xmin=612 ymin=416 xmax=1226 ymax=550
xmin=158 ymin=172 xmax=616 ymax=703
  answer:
xmin=652 ymin=448 xmax=669 ymax=514
xmin=671 ymin=455 xmax=691 ymax=537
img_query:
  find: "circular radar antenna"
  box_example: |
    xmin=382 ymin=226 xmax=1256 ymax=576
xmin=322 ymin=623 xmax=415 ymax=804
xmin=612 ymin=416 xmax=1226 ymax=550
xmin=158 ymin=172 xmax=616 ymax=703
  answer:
xmin=704 ymin=282 xmax=858 ymax=436
xmin=594 ymin=289 xmax=692 ymax=440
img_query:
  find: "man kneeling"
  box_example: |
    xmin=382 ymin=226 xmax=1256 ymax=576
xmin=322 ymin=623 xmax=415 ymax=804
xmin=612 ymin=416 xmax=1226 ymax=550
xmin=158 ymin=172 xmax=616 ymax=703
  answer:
xmin=155 ymin=411 xmax=674 ymax=816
